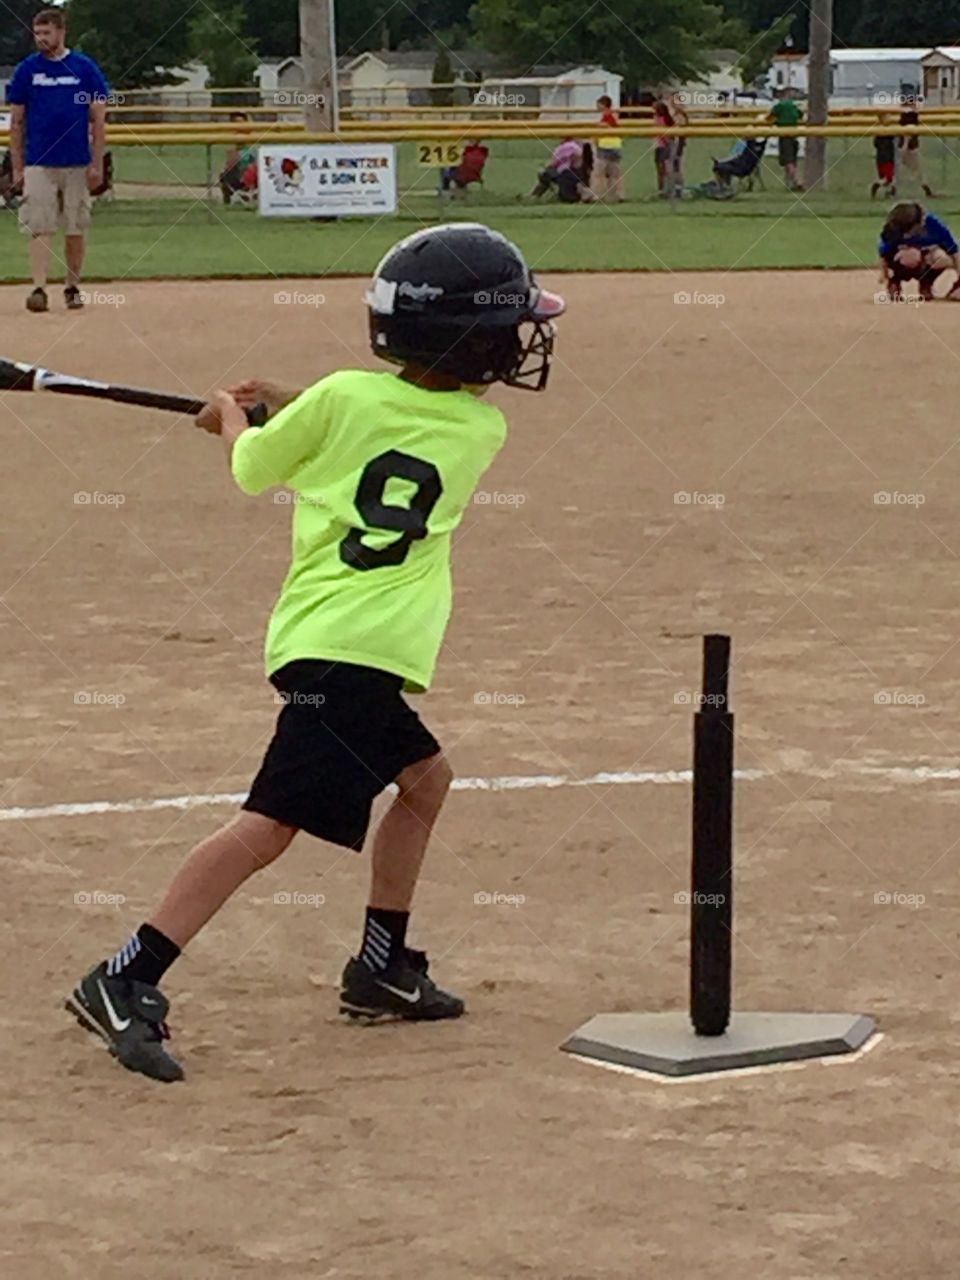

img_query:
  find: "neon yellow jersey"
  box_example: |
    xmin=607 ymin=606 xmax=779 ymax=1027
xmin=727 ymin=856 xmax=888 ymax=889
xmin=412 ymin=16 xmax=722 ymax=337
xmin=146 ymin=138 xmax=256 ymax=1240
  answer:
xmin=231 ymin=370 xmax=507 ymax=692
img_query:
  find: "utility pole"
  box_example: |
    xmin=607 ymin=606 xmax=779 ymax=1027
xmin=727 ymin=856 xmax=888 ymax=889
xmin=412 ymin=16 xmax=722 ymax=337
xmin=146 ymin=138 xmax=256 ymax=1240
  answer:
xmin=300 ymin=0 xmax=338 ymax=132
xmin=804 ymin=0 xmax=833 ymax=191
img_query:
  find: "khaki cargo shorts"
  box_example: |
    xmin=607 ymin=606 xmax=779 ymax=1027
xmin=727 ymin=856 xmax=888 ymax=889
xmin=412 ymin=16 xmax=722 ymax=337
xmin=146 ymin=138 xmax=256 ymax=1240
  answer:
xmin=20 ymin=166 xmax=91 ymax=235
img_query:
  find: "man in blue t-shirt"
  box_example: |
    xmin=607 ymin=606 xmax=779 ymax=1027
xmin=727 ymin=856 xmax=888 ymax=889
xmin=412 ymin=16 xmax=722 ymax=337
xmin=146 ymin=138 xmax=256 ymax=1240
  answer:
xmin=6 ymin=7 xmax=109 ymax=313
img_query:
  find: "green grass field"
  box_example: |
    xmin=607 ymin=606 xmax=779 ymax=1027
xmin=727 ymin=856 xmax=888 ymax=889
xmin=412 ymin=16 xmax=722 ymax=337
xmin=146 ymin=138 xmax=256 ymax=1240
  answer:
xmin=3 ymin=135 xmax=960 ymax=281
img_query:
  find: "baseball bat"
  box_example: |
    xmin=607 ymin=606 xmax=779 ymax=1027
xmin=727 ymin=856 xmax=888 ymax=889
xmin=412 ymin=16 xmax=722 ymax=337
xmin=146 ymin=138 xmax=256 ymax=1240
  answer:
xmin=0 ymin=357 xmax=268 ymax=425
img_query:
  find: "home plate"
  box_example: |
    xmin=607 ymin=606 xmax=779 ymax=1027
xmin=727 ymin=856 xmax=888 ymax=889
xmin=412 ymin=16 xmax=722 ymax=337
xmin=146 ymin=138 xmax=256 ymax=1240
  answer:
xmin=560 ymin=1011 xmax=877 ymax=1079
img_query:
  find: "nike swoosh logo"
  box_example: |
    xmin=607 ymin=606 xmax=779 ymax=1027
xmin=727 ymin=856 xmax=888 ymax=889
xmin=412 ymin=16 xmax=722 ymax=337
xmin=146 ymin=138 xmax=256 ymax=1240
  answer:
xmin=377 ymin=980 xmax=421 ymax=1004
xmin=97 ymin=979 xmax=132 ymax=1032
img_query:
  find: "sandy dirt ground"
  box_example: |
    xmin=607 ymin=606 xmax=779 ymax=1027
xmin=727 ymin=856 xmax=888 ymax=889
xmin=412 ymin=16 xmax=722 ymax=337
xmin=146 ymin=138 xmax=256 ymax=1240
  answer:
xmin=2 ymin=272 xmax=960 ymax=1278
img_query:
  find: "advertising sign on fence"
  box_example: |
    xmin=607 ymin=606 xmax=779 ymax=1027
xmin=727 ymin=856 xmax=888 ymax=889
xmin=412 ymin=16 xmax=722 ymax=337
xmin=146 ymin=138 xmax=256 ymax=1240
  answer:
xmin=258 ymin=144 xmax=397 ymax=217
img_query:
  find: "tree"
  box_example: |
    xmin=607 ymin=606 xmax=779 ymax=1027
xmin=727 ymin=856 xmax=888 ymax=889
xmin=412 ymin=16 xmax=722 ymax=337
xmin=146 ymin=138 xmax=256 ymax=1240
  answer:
xmin=432 ymin=47 xmax=454 ymax=106
xmin=737 ymin=12 xmax=795 ymax=89
xmin=67 ymin=0 xmax=194 ymax=88
xmin=190 ymin=3 xmax=259 ymax=88
xmin=473 ymin=0 xmax=740 ymax=87
xmin=300 ymin=0 xmax=335 ymax=130
xmin=242 ymin=0 xmax=299 ymax=58
xmin=804 ymin=0 xmax=832 ymax=191
xmin=852 ymin=0 xmax=959 ymax=46
xmin=0 ymin=0 xmax=36 ymax=66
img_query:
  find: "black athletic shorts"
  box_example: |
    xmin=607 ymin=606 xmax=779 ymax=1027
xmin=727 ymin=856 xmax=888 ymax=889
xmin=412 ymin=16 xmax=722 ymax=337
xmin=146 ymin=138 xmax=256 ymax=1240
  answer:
xmin=244 ymin=660 xmax=441 ymax=851
xmin=778 ymin=137 xmax=799 ymax=167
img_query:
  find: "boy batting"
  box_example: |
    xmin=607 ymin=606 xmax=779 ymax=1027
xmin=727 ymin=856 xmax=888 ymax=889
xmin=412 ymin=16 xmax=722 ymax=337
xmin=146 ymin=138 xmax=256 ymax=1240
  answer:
xmin=65 ymin=223 xmax=565 ymax=1083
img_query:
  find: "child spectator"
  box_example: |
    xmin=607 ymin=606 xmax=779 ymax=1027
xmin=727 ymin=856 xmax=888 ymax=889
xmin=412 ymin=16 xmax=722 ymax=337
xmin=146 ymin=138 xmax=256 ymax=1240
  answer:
xmin=768 ymin=87 xmax=803 ymax=191
xmin=898 ymin=98 xmax=935 ymax=198
xmin=594 ymin=94 xmax=624 ymax=202
xmin=872 ymin=115 xmax=896 ymax=199
xmin=653 ymin=96 xmax=674 ymax=194
xmin=439 ymin=139 xmax=489 ymax=197
xmin=529 ymin=137 xmax=595 ymax=202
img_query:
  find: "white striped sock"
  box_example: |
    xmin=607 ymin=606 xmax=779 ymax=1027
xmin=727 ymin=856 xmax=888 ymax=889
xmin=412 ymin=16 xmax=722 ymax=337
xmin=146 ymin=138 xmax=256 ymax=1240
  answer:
xmin=361 ymin=918 xmax=398 ymax=972
xmin=108 ymin=933 xmax=141 ymax=976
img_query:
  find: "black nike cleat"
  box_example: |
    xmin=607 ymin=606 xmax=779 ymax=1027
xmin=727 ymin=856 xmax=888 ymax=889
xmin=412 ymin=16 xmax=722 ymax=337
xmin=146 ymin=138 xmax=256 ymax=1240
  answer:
xmin=65 ymin=962 xmax=184 ymax=1082
xmin=340 ymin=948 xmax=465 ymax=1022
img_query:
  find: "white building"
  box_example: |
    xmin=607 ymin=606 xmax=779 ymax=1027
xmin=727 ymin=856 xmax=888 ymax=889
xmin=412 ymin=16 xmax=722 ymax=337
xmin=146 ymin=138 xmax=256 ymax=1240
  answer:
xmin=769 ymin=53 xmax=808 ymax=94
xmin=769 ymin=48 xmax=928 ymax=106
xmin=481 ymin=65 xmax=622 ymax=112
xmin=922 ymin=48 xmax=960 ymax=104
xmin=672 ymin=49 xmax=744 ymax=102
xmin=829 ymin=48 xmax=927 ymax=105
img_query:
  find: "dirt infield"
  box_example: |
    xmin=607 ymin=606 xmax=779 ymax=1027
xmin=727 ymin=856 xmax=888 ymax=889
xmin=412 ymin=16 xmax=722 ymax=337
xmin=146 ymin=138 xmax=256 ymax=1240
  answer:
xmin=3 ymin=272 xmax=959 ymax=1278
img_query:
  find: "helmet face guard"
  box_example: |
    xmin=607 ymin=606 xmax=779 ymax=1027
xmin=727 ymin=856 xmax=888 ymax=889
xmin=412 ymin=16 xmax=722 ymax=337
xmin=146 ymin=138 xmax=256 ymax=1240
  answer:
xmin=501 ymin=284 xmax=564 ymax=390
xmin=501 ymin=317 xmax=557 ymax=391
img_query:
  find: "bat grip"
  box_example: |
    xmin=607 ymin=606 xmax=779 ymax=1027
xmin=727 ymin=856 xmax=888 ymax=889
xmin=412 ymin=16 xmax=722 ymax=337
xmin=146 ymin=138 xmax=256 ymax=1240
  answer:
xmin=245 ymin=402 xmax=268 ymax=427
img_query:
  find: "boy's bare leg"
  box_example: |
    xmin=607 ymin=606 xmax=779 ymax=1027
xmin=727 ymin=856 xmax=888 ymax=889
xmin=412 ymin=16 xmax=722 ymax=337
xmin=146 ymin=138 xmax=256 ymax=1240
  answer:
xmin=151 ymin=811 xmax=298 ymax=948
xmin=340 ymin=752 xmax=463 ymax=1021
xmin=64 ymin=812 xmax=296 ymax=1083
xmin=369 ymin=753 xmax=453 ymax=911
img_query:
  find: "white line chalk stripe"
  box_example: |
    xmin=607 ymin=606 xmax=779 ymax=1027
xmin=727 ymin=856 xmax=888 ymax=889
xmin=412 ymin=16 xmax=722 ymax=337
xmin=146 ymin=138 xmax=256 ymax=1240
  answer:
xmin=0 ymin=762 xmax=948 ymax=824
xmin=0 ymin=768 xmax=715 ymax=823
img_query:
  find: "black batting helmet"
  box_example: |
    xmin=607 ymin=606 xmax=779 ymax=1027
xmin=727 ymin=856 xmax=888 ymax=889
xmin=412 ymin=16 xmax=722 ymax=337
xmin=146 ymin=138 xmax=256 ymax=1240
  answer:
xmin=366 ymin=223 xmax=565 ymax=390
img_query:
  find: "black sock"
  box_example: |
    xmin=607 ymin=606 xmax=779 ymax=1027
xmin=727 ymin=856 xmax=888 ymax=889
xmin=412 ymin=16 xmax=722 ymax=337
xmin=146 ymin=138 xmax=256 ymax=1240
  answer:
xmin=360 ymin=907 xmax=409 ymax=972
xmin=105 ymin=923 xmax=180 ymax=986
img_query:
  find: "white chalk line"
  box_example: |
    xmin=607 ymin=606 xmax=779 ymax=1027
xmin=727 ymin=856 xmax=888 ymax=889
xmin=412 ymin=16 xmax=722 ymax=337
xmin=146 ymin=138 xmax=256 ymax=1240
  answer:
xmin=0 ymin=760 xmax=955 ymax=824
